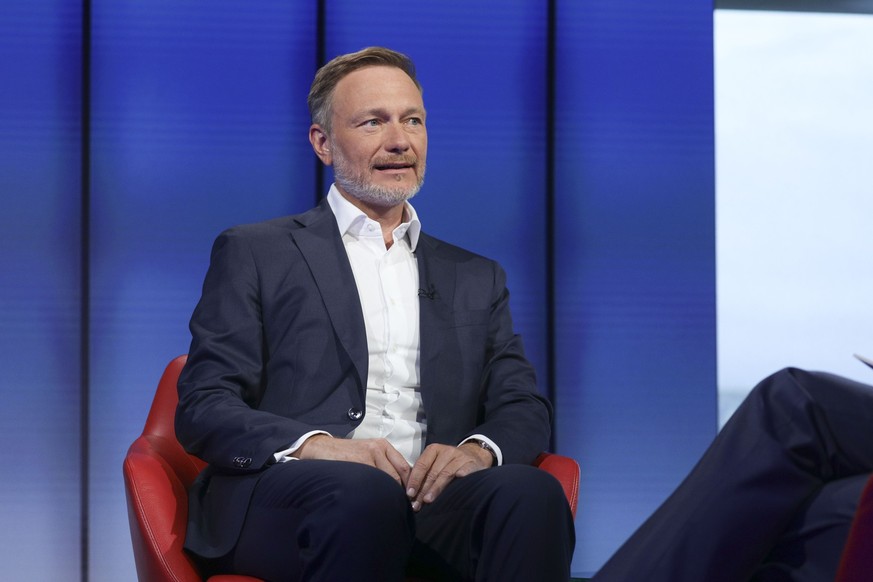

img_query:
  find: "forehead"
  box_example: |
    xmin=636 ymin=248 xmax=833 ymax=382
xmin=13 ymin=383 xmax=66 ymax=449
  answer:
xmin=331 ymin=65 xmax=424 ymax=116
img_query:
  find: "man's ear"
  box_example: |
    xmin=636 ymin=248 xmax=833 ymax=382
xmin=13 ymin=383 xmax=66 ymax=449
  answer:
xmin=309 ymin=124 xmax=332 ymax=166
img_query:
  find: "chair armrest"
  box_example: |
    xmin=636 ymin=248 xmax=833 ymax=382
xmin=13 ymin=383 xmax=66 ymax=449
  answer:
xmin=534 ymin=452 xmax=580 ymax=518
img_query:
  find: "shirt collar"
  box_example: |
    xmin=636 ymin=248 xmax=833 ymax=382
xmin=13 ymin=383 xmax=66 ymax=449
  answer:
xmin=326 ymin=184 xmax=422 ymax=251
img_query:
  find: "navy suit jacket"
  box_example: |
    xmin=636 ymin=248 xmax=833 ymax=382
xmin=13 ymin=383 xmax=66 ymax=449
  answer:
xmin=175 ymin=199 xmax=552 ymax=558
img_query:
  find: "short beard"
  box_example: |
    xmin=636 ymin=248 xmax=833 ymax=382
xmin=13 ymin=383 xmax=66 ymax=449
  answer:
xmin=332 ymin=148 xmax=425 ymax=208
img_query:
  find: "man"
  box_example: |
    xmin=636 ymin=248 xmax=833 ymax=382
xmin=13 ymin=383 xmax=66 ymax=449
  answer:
xmin=175 ymin=46 xmax=575 ymax=582
xmin=592 ymin=366 xmax=873 ymax=582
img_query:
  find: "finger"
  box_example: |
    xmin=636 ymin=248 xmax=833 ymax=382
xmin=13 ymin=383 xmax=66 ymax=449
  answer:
xmin=367 ymin=441 xmax=409 ymax=485
xmin=418 ymin=446 xmax=489 ymax=507
xmin=407 ymin=446 xmax=438 ymax=500
xmin=385 ymin=445 xmax=412 ymax=485
xmin=373 ymin=456 xmax=404 ymax=485
xmin=416 ymin=450 xmax=462 ymax=506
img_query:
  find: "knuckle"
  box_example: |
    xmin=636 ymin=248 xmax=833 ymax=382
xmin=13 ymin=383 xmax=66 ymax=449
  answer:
xmin=440 ymin=468 xmax=457 ymax=480
xmin=365 ymin=438 xmax=388 ymax=452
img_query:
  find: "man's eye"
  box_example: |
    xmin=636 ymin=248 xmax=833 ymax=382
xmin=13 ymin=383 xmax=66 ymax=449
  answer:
xmin=364 ymin=119 xmax=380 ymax=127
xmin=407 ymin=118 xmax=423 ymax=126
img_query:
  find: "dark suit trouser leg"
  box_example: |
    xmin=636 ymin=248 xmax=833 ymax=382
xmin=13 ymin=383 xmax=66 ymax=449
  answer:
xmin=410 ymin=465 xmax=576 ymax=582
xmin=207 ymin=460 xmax=415 ymax=582
xmin=592 ymin=368 xmax=873 ymax=582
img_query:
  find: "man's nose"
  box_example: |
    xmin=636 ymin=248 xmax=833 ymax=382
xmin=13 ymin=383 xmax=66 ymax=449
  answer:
xmin=383 ymin=122 xmax=411 ymax=152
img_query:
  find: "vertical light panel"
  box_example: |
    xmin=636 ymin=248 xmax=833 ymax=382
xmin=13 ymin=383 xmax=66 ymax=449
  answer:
xmin=89 ymin=3 xmax=317 ymax=578
xmin=0 ymin=2 xmax=83 ymax=579
xmin=554 ymin=1 xmax=717 ymax=574
xmin=322 ymin=0 xmax=551 ymax=393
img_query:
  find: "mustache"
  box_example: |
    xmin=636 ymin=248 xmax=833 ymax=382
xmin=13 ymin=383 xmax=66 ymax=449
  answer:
xmin=371 ymin=155 xmax=419 ymax=170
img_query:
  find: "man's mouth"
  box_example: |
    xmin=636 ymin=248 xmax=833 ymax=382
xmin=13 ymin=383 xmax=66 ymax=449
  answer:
xmin=373 ymin=158 xmax=416 ymax=172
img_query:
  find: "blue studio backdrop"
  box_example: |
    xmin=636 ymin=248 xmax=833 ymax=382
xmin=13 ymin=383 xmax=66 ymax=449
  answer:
xmin=0 ymin=1 xmax=715 ymax=579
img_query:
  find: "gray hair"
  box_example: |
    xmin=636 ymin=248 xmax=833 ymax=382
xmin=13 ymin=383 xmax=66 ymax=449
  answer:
xmin=307 ymin=46 xmax=422 ymax=133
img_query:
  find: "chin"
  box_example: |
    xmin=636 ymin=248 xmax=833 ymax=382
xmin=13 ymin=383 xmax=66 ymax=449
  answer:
xmin=365 ymin=189 xmax=418 ymax=208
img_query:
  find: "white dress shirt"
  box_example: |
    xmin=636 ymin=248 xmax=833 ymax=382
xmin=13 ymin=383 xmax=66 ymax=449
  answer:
xmin=330 ymin=185 xmax=426 ymax=465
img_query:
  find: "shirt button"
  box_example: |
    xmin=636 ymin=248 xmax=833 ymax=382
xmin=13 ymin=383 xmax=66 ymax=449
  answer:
xmin=347 ymin=407 xmax=363 ymax=421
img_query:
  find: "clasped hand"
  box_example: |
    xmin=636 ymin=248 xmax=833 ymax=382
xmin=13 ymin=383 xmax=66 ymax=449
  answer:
xmin=295 ymin=436 xmax=493 ymax=511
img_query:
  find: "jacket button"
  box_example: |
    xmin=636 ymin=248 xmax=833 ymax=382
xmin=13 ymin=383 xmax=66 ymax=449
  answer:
xmin=347 ymin=407 xmax=363 ymax=421
xmin=232 ymin=456 xmax=252 ymax=469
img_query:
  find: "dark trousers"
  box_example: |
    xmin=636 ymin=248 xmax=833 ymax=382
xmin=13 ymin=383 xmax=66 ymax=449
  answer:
xmin=593 ymin=368 xmax=873 ymax=582
xmin=206 ymin=460 xmax=575 ymax=582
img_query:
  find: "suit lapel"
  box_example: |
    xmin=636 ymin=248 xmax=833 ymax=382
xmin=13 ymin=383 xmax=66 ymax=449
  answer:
xmin=415 ymin=234 xmax=457 ymax=411
xmin=289 ymin=200 xmax=368 ymax=390
xmin=287 ymin=207 xmax=459 ymax=413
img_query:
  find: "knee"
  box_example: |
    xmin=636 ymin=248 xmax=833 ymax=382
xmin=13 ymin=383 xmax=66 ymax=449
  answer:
xmin=738 ymin=367 xmax=844 ymax=438
xmin=303 ymin=463 xmax=414 ymax=551
xmin=757 ymin=367 xmax=809 ymax=393
xmin=488 ymin=465 xmax=570 ymax=516
xmin=749 ymin=367 xmax=815 ymax=410
xmin=477 ymin=466 xmax=575 ymax=548
xmin=325 ymin=464 xmax=410 ymax=520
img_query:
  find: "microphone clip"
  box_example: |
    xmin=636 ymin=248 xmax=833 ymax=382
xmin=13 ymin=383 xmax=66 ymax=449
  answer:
xmin=418 ymin=284 xmax=437 ymax=300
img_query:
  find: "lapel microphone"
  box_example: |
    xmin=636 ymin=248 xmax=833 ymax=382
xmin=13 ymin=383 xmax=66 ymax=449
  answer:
xmin=418 ymin=284 xmax=436 ymax=300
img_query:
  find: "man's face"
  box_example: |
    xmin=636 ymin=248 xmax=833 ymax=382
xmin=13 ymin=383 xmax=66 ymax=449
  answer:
xmin=320 ymin=66 xmax=427 ymax=208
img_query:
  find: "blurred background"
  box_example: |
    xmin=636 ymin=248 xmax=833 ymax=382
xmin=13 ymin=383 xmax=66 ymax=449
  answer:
xmin=0 ymin=1 xmax=870 ymax=579
xmin=715 ymin=8 xmax=873 ymax=425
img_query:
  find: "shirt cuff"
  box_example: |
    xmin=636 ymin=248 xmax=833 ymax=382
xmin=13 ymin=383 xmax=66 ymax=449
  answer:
xmin=460 ymin=434 xmax=503 ymax=466
xmin=273 ymin=430 xmax=332 ymax=463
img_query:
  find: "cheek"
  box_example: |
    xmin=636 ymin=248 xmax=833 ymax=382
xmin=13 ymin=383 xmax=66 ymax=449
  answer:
xmin=340 ymin=149 xmax=370 ymax=170
xmin=415 ymin=138 xmax=428 ymax=158
xmin=354 ymin=143 xmax=381 ymax=164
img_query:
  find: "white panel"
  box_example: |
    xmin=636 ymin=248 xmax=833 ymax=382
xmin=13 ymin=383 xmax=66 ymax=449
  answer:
xmin=716 ymin=11 xmax=873 ymax=425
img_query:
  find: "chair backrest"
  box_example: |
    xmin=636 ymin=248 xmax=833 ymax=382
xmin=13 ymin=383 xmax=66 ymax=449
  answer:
xmin=143 ymin=355 xmax=206 ymax=476
xmin=123 ymin=355 xmax=205 ymax=582
xmin=123 ymin=356 xmax=264 ymax=582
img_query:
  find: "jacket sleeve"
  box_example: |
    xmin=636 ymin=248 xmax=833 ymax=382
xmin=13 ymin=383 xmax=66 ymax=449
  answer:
xmin=470 ymin=261 xmax=553 ymax=465
xmin=175 ymin=228 xmax=318 ymax=473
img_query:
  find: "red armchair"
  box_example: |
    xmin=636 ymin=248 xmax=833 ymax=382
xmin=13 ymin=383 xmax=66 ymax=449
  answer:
xmin=123 ymin=355 xmax=580 ymax=582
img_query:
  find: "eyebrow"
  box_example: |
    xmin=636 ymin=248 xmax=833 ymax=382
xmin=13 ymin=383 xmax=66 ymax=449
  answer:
xmin=354 ymin=106 xmax=426 ymax=121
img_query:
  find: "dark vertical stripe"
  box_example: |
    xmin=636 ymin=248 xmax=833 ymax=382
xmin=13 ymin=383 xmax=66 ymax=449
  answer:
xmin=545 ymin=0 xmax=558 ymax=451
xmin=313 ymin=0 xmax=327 ymax=205
xmin=545 ymin=0 xmax=557 ymax=451
xmin=79 ymin=1 xmax=91 ymax=580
